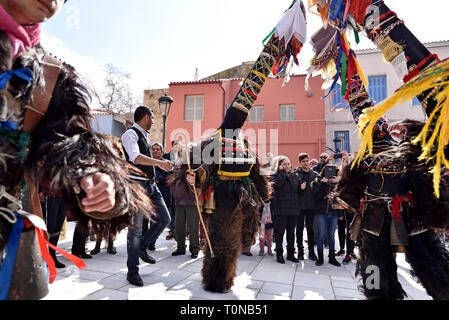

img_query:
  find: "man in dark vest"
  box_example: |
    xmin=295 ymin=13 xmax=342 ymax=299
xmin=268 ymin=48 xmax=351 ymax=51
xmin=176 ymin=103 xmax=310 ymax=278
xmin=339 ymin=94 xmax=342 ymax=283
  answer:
xmin=121 ymin=106 xmax=174 ymax=286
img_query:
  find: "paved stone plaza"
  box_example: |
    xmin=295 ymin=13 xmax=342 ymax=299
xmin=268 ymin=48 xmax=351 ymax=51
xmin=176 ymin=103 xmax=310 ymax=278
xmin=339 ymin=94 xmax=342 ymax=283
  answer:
xmin=43 ymin=222 xmax=432 ymax=300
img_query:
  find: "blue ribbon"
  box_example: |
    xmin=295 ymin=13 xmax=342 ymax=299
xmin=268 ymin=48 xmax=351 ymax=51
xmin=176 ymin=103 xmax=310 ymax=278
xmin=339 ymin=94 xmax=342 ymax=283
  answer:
xmin=0 ymin=214 xmax=23 ymax=300
xmin=322 ymin=35 xmax=343 ymax=99
xmin=0 ymin=68 xmax=33 ymax=91
xmin=0 ymin=120 xmax=19 ymax=132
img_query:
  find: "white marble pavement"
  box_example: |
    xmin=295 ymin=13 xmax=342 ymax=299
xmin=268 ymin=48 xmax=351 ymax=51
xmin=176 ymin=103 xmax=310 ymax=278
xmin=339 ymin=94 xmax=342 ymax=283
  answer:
xmin=42 ymin=222 xmax=432 ymax=300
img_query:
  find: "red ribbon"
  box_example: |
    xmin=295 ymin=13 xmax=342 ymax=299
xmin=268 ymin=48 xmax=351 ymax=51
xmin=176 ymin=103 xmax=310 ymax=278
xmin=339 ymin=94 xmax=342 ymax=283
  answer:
xmin=403 ymin=53 xmax=440 ymax=84
xmin=391 ymin=193 xmax=415 ymax=223
xmin=35 ymin=227 xmax=86 ymax=284
xmin=199 ymin=185 xmax=214 ymax=204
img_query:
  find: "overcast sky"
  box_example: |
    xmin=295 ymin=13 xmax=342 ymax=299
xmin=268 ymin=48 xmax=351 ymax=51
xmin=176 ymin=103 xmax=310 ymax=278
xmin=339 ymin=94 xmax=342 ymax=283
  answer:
xmin=41 ymin=0 xmax=449 ymax=101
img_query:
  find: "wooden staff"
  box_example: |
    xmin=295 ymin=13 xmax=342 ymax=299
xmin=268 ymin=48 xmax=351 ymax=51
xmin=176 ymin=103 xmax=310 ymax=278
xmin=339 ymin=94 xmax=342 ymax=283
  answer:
xmin=184 ymin=147 xmax=215 ymax=258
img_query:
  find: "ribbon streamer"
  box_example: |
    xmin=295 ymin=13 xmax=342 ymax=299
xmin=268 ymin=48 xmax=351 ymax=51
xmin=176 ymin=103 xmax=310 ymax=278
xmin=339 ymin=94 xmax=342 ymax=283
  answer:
xmin=0 ymin=68 xmax=33 ymax=90
xmin=0 ymin=215 xmax=24 ymax=300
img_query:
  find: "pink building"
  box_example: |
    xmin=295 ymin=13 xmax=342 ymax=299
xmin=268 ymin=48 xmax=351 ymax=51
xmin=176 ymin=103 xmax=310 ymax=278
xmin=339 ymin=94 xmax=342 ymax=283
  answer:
xmin=166 ymin=74 xmax=325 ymax=168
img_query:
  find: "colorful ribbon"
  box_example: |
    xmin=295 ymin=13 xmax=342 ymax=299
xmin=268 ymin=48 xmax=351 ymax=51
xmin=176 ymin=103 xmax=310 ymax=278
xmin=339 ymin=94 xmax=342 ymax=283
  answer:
xmin=0 ymin=68 xmax=33 ymax=90
xmin=0 ymin=214 xmax=23 ymax=300
xmin=0 ymin=120 xmax=19 ymax=132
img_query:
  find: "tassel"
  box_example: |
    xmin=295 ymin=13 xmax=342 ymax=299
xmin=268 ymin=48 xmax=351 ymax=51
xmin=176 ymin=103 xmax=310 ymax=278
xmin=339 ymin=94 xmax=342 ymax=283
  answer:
xmin=353 ymin=58 xmax=449 ymax=197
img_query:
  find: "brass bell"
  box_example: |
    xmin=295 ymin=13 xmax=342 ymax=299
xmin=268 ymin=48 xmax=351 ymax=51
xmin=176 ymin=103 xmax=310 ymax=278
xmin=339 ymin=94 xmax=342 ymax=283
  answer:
xmin=7 ymin=227 xmax=49 ymax=300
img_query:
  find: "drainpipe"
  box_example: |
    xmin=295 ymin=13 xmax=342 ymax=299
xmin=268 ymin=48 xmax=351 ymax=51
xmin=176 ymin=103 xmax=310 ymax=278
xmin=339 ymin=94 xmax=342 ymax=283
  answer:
xmin=219 ymin=81 xmax=226 ymax=120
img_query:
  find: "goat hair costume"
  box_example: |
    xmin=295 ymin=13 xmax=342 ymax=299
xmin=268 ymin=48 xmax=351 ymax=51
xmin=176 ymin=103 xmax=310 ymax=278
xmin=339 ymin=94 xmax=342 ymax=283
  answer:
xmin=167 ymin=0 xmax=307 ymax=293
xmin=306 ymin=0 xmax=449 ymax=299
xmin=0 ymin=36 xmax=152 ymax=299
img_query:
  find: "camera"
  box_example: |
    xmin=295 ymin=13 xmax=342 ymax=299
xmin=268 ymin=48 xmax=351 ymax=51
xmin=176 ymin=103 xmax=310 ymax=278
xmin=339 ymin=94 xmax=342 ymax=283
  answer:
xmin=323 ymin=164 xmax=337 ymax=179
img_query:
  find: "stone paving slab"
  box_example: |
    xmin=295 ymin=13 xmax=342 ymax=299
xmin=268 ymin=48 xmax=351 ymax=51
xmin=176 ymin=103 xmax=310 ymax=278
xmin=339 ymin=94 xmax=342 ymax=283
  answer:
xmin=42 ymin=222 xmax=433 ymax=300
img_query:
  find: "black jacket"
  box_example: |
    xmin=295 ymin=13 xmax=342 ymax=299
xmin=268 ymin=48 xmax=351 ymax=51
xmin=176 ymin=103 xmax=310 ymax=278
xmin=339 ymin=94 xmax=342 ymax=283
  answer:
xmin=296 ymin=168 xmax=328 ymax=213
xmin=270 ymin=169 xmax=300 ymax=216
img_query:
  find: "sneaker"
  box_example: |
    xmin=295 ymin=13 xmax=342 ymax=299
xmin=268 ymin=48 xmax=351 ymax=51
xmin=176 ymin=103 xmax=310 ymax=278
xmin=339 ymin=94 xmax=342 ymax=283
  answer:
xmin=166 ymin=232 xmax=174 ymax=240
xmin=342 ymin=255 xmax=352 ymax=265
xmin=258 ymin=249 xmax=264 ymax=256
xmin=267 ymin=249 xmax=274 ymax=256
xmin=335 ymin=249 xmax=345 ymax=256
xmin=242 ymin=251 xmax=253 ymax=256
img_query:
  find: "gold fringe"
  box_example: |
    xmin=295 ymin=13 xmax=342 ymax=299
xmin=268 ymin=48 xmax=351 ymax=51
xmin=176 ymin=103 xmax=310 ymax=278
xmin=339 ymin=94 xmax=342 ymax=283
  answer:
xmin=353 ymin=59 xmax=449 ymax=197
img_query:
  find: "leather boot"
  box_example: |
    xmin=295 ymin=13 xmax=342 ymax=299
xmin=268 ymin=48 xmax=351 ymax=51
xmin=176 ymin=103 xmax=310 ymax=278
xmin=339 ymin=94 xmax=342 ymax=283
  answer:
xmin=315 ymin=249 xmax=324 ymax=266
xmin=49 ymin=235 xmax=65 ymax=268
xmin=308 ymin=247 xmax=318 ymax=261
xmin=328 ymin=251 xmax=341 ymax=267
xmin=276 ymin=248 xmax=285 ymax=264
xmin=286 ymin=247 xmax=299 ymax=263
xmin=297 ymin=245 xmax=304 ymax=260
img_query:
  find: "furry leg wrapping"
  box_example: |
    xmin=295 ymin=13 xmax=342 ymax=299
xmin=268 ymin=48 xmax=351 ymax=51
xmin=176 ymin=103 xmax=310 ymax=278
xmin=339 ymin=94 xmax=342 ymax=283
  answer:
xmin=356 ymin=225 xmax=407 ymax=300
xmin=406 ymin=230 xmax=449 ymax=300
xmin=201 ymin=206 xmax=244 ymax=293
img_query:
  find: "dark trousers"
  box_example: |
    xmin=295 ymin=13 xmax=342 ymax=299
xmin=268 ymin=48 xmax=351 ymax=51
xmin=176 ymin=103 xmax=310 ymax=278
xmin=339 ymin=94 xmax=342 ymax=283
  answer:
xmin=175 ymin=205 xmax=200 ymax=254
xmin=127 ymin=182 xmax=170 ymax=274
xmin=273 ymin=215 xmax=296 ymax=251
xmin=337 ymin=216 xmax=346 ymax=251
xmin=45 ymin=196 xmax=67 ymax=256
xmin=71 ymin=222 xmax=88 ymax=255
xmin=297 ymin=210 xmax=315 ymax=250
xmin=344 ymin=211 xmax=355 ymax=255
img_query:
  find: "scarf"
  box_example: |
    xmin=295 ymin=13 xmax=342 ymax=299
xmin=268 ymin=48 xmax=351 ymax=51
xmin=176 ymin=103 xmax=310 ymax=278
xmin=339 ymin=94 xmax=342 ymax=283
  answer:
xmin=0 ymin=4 xmax=41 ymax=61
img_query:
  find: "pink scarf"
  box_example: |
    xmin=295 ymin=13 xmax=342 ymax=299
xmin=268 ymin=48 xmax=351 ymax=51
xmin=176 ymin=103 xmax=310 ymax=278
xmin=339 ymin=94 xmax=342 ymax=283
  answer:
xmin=0 ymin=4 xmax=41 ymax=61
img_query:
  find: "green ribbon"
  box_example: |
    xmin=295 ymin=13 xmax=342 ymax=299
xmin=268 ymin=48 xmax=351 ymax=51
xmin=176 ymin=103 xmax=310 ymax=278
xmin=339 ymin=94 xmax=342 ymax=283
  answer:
xmin=341 ymin=53 xmax=348 ymax=96
xmin=0 ymin=128 xmax=30 ymax=164
xmin=262 ymin=27 xmax=276 ymax=46
xmin=348 ymin=21 xmax=360 ymax=44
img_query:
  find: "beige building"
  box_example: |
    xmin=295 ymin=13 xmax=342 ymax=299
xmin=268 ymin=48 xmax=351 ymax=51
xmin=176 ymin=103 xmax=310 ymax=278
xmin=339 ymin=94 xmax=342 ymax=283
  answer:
xmin=324 ymin=40 xmax=449 ymax=155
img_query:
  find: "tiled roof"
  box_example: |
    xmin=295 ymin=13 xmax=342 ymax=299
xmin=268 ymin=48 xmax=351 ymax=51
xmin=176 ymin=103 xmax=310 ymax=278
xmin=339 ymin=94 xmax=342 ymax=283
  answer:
xmin=169 ymin=73 xmax=307 ymax=85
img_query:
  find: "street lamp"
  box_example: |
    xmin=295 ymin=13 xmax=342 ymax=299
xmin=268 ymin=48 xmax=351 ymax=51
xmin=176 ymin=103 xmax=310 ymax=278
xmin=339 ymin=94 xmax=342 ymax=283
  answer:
xmin=158 ymin=94 xmax=174 ymax=149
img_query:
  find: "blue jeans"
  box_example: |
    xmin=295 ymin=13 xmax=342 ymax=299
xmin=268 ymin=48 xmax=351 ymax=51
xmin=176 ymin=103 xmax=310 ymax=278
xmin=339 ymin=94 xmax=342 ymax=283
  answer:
xmin=127 ymin=182 xmax=171 ymax=273
xmin=316 ymin=211 xmax=338 ymax=251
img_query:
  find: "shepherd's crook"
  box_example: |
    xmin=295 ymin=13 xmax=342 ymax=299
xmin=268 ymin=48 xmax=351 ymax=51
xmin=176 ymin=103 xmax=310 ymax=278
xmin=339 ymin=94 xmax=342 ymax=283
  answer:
xmin=184 ymin=147 xmax=215 ymax=258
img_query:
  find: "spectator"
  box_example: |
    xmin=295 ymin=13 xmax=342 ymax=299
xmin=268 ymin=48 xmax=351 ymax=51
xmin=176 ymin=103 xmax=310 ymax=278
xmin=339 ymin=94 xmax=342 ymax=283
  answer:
xmin=271 ymin=156 xmax=301 ymax=264
xmin=71 ymin=222 xmax=92 ymax=259
xmin=310 ymin=158 xmax=319 ymax=168
xmin=338 ymin=153 xmax=357 ymax=264
xmin=313 ymin=163 xmax=341 ymax=267
xmin=40 ymin=193 xmax=66 ymax=267
xmin=151 ymin=142 xmax=175 ymax=242
xmin=167 ymin=157 xmax=200 ymax=259
xmin=296 ymin=153 xmax=320 ymax=261
xmin=313 ymin=153 xmax=329 ymax=173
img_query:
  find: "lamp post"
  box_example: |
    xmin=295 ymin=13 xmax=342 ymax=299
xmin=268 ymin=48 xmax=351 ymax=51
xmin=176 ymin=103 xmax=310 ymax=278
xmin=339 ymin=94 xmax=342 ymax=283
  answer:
xmin=158 ymin=94 xmax=174 ymax=149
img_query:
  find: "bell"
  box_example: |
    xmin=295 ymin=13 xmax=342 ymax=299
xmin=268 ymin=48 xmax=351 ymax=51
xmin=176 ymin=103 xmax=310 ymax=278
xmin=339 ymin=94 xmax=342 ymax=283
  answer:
xmin=349 ymin=213 xmax=362 ymax=242
xmin=7 ymin=227 xmax=49 ymax=300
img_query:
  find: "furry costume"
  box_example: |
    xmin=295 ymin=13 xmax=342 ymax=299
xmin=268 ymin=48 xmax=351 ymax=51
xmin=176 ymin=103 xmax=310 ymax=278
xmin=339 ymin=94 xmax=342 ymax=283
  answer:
xmin=165 ymin=1 xmax=307 ymax=293
xmin=0 ymin=39 xmax=152 ymax=299
xmin=307 ymin=1 xmax=449 ymax=300
xmin=167 ymin=143 xmax=269 ymax=293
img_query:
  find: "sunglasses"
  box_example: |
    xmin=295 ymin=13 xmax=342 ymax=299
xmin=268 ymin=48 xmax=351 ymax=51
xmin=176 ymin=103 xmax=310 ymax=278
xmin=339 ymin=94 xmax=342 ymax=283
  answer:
xmin=320 ymin=156 xmax=327 ymax=159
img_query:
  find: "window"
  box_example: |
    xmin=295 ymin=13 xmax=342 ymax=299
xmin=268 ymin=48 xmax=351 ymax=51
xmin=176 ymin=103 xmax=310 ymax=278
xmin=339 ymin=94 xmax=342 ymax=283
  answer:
xmin=331 ymin=84 xmax=349 ymax=109
xmin=279 ymin=104 xmax=295 ymax=121
xmin=412 ymin=96 xmax=421 ymax=105
xmin=334 ymin=131 xmax=350 ymax=153
xmin=184 ymin=95 xmax=204 ymax=121
xmin=368 ymin=75 xmax=387 ymax=104
xmin=248 ymin=105 xmax=264 ymax=122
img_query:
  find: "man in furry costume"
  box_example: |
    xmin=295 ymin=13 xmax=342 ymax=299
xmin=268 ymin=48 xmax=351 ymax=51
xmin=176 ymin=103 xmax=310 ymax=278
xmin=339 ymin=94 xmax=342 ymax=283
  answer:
xmin=165 ymin=0 xmax=308 ymax=293
xmin=315 ymin=0 xmax=449 ymax=300
xmin=0 ymin=0 xmax=152 ymax=299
